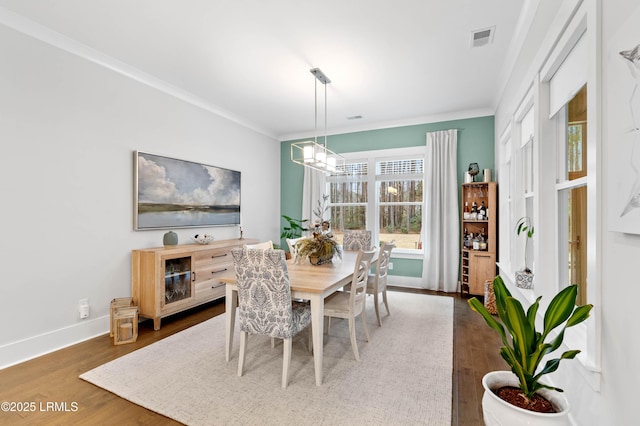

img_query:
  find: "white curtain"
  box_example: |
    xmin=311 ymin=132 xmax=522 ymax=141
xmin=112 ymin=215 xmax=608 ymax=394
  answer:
xmin=422 ymin=129 xmax=459 ymax=292
xmin=302 ymin=167 xmax=326 ymax=227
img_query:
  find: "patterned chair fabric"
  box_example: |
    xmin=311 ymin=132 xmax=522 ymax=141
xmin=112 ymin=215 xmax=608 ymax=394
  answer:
xmin=342 ymin=230 xmax=372 ymax=251
xmin=231 ymin=248 xmax=311 ymax=339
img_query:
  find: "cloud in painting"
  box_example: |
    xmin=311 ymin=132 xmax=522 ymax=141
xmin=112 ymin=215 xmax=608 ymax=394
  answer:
xmin=137 ymin=154 xmax=240 ymax=206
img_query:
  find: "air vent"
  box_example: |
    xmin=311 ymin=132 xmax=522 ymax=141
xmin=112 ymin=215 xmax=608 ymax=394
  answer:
xmin=471 ymin=27 xmax=495 ymax=48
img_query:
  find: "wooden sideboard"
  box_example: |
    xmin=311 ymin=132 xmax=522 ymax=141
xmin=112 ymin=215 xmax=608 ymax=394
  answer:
xmin=131 ymin=238 xmax=257 ymax=330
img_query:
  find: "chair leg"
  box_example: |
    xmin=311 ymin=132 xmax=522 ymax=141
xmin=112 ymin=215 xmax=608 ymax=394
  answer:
xmin=282 ymin=338 xmax=292 ymax=388
xmin=238 ymin=331 xmax=248 ymax=377
xmin=373 ymin=291 xmax=382 ymax=326
xmin=308 ymin=324 xmax=313 ymax=354
xmin=348 ymin=317 xmax=360 ymax=361
xmin=361 ymin=306 xmax=370 ymax=342
xmin=382 ymin=288 xmax=390 ymax=316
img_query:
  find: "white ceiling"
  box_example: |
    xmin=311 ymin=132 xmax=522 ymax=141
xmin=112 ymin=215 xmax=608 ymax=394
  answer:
xmin=0 ymin=0 xmax=530 ymax=140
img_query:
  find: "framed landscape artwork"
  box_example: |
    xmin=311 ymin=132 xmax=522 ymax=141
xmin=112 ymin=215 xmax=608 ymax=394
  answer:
xmin=134 ymin=151 xmax=241 ymax=230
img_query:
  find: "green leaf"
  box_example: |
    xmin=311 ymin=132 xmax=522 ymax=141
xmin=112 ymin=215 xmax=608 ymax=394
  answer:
xmin=503 ymin=296 xmax=534 ymax=367
xmin=526 ymin=296 xmax=542 ymax=329
xmin=543 ymin=285 xmax=578 ymax=336
xmin=468 ymin=298 xmax=508 ymax=344
xmin=566 ymin=304 xmax=593 ymax=327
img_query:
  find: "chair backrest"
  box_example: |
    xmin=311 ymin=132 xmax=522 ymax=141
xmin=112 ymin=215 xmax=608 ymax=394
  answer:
xmin=373 ymin=242 xmax=395 ymax=288
xmin=348 ymin=249 xmax=376 ymax=314
xmin=243 ymin=240 xmax=273 ymax=250
xmin=286 ymin=237 xmax=304 ymax=255
xmin=231 ymin=248 xmax=295 ymax=339
xmin=342 ymin=230 xmax=372 ymax=251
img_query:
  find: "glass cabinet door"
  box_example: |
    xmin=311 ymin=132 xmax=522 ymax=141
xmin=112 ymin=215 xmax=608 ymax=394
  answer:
xmin=163 ymin=256 xmax=192 ymax=305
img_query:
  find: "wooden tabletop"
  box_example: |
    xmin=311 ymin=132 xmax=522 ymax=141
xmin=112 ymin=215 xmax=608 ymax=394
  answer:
xmin=219 ymin=250 xmax=362 ymax=294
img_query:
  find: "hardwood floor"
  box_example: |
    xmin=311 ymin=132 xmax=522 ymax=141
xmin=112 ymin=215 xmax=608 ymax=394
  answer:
xmin=0 ymin=289 xmax=504 ymax=425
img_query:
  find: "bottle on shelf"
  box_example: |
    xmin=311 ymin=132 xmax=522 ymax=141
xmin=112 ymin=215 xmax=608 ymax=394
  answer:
xmin=472 ymin=233 xmax=480 ymax=250
xmin=478 ymin=200 xmax=487 ymax=220
xmin=479 ymin=228 xmax=488 ymax=250
xmin=464 ymin=231 xmax=473 ymax=249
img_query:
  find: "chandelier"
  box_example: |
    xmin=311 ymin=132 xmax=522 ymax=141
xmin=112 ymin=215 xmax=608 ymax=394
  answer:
xmin=290 ymin=68 xmax=345 ymax=173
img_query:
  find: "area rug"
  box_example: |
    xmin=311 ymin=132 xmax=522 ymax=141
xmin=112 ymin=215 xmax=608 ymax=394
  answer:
xmin=80 ymin=292 xmax=453 ymax=425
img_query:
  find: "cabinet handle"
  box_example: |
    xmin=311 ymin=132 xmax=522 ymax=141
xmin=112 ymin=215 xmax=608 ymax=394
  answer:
xmin=475 ymin=255 xmax=491 ymax=258
xmin=212 ymin=268 xmax=228 ymax=274
xmin=212 ymin=253 xmax=228 ymax=259
xmin=192 ymin=272 xmax=196 ymax=281
xmin=211 ymin=282 xmax=225 ymax=289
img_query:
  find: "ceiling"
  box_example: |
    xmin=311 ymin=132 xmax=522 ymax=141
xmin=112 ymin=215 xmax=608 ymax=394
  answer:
xmin=0 ymin=0 xmax=531 ymax=140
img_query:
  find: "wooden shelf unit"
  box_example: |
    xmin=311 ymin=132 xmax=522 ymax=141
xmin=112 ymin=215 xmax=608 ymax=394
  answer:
xmin=460 ymin=182 xmax=498 ymax=296
xmin=131 ymin=238 xmax=257 ymax=330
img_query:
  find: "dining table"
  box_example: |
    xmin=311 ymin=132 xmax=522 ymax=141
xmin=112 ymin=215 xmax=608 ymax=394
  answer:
xmin=219 ymin=250 xmax=366 ymax=386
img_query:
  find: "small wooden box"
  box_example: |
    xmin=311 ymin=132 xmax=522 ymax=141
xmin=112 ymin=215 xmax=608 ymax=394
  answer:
xmin=113 ymin=306 xmax=139 ymax=345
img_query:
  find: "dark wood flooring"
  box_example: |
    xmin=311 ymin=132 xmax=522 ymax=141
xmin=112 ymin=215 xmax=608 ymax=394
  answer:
xmin=0 ymin=288 xmax=504 ymax=425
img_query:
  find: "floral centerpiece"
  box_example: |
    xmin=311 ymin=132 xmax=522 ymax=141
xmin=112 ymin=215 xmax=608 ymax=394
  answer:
xmin=296 ymin=221 xmax=342 ymax=265
xmin=295 ymin=195 xmax=341 ymax=265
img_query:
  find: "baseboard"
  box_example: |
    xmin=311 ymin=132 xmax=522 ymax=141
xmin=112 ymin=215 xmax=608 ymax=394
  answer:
xmin=0 ymin=315 xmax=110 ymax=370
xmin=388 ymin=276 xmax=424 ymax=289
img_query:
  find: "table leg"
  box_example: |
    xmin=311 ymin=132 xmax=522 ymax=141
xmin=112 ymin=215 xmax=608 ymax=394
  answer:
xmin=225 ymin=284 xmax=237 ymax=362
xmin=310 ymin=295 xmax=324 ymax=386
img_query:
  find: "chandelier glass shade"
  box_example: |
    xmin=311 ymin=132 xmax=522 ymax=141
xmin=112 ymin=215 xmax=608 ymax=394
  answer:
xmin=290 ymin=140 xmax=344 ymax=173
xmin=290 ymin=68 xmax=345 ymax=174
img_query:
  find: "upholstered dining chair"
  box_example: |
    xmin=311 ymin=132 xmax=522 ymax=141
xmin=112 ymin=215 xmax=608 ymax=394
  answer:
xmin=342 ymin=230 xmax=372 ymax=251
xmin=367 ymin=242 xmax=395 ymax=326
xmin=243 ymin=240 xmax=273 ymax=250
xmin=323 ymin=248 xmax=376 ymax=361
xmin=231 ymin=248 xmax=312 ymax=388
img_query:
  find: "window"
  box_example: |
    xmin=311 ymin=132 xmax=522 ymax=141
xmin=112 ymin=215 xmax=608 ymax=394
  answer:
xmin=513 ymin=92 xmax=536 ymax=274
xmin=327 ymin=161 xmax=368 ymax=240
xmin=499 ymin=125 xmax=513 ymax=272
xmin=327 ymin=148 xmax=424 ymax=252
xmin=557 ymin=85 xmax=588 ymax=305
xmin=520 ymin=107 xmax=535 ymax=195
xmin=377 ymin=159 xmax=423 ymax=249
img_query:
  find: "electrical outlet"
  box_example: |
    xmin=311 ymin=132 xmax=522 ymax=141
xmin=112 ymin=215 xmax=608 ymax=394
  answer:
xmin=388 ymin=262 xmax=393 ymax=270
xmin=79 ymin=298 xmax=90 ymax=319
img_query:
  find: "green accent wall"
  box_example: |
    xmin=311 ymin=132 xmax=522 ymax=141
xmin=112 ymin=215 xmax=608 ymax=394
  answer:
xmin=280 ymin=115 xmax=495 ymax=280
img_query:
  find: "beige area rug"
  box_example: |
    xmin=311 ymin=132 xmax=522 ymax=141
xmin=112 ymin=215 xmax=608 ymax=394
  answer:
xmin=80 ymin=292 xmax=453 ymax=426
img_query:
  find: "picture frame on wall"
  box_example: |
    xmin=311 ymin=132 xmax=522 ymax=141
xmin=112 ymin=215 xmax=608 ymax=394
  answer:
xmin=134 ymin=151 xmax=241 ymax=230
xmin=607 ymin=5 xmax=640 ymax=234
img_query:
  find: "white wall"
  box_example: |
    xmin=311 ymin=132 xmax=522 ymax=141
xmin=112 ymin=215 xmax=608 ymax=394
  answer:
xmin=494 ymin=0 xmax=638 ymax=424
xmin=0 ymin=23 xmax=280 ymax=368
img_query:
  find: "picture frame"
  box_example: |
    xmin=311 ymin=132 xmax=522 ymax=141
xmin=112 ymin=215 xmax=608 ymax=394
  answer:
xmin=606 ymin=5 xmax=640 ymax=234
xmin=134 ymin=151 xmax=241 ymax=230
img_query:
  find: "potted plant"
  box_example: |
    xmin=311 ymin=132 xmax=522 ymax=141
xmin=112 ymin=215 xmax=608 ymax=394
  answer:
xmin=280 ymin=215 xmax=309 ymax=241
xmin=515 ymin=216 xmax=535 ymax=289
xmin=468 ymin=275 xmax=593 ymax=425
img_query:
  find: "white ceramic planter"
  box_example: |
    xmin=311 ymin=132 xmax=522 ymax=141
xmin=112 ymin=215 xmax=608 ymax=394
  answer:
xmin=482 ymin=371 xmax=571 ymax=426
